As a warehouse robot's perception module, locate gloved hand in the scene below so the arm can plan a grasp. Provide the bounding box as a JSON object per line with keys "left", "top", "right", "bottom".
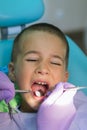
{"left": 37, "top": 82, "right": 77, "bottom": 130}
{"left": 0, "top": 71, "right": 15, "bottom": 103}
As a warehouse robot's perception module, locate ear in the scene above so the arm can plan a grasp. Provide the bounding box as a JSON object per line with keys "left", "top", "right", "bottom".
{"left": 8, "top": 62, "right": 16, "bottom": 82}
{"left": 63, "top": 71, "right": 69, "bottom": 82}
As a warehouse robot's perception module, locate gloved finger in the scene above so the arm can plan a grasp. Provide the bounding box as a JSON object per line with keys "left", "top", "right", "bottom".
{"left": 0, "top": 71, "right": 10, "bottom": 81}
{"left": 63, "top": 82, "right": 76, "bottom": 89}
{"left": 56, "top": 87, "right": 77, "bottom": 106}
{"left": 0, "top": 72, "right": 15, "bottom": 103}
{"left": 0, "top": 80, "right": 14, "bottom": 90}
{"left": 0, "top": 71, "right": 15, "bottom": 92}
{"left": 42, "top": 82, "right": 64, "bottom": 106}
{"left": 0, "top": 90, "right": 15, "bottom": 103}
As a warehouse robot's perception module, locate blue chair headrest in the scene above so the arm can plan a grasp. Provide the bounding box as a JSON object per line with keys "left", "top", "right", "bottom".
{"left": 0, "top": 0, "right": 44, "bottom": 27}
{"left": 67, "top": 36, "right": 87, "bottom": 94}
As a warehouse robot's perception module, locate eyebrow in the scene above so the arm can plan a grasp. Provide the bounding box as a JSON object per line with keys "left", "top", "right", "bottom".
{"left": 24, "top": 50, "right": 39, "bottom": 56}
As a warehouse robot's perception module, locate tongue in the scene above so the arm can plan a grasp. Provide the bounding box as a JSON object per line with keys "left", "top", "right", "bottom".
{"left": 31, "top": 84, "right": 47, "bottom": 96}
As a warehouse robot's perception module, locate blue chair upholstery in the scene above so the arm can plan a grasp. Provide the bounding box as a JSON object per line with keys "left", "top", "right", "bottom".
{"left": 0, "top": 39, "right": 14, "bottom": 67}
{"left": 67, "top": 36, "right": 87, "bottom": 94}
{"left": 0, "top": 0, "right": 44, "bottom": 27}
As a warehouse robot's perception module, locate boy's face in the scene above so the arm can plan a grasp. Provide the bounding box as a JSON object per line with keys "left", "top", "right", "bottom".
{"left": 9, "top": 31, "right": 68, "bottom": 112}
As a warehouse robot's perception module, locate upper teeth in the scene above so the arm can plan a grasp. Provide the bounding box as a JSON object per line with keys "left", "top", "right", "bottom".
{"left": 37, "top": 82, "right": 47, "bottom": 85}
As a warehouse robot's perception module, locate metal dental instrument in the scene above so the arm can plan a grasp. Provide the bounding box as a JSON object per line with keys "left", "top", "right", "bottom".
{"left": 64, "top": 86, "right": 87, "bottom": 91}
{"left": 15, "top": 86, "right": 87, "bottom": 93}
{"left": 15, "top": 89, "right": 32, "bottom": 93}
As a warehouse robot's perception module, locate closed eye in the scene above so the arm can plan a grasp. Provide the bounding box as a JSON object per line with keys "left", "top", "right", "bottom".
{"left": 26, "top": 59, "right": 38, "bottom": 62}
{"left": 51, "top": 62, "right": 61, "bottom": 66}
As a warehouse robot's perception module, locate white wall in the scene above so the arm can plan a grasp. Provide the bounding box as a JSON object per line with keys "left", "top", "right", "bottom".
{"left": 38, "top": 0, "right": 87, "bottom": 32}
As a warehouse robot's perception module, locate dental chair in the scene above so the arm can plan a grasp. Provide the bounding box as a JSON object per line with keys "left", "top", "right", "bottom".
{"left": 0, "top": 0, "right": 87, "bottom": 112}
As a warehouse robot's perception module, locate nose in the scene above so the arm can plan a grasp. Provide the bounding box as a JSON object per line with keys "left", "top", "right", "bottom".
{"left": 35, "top": 62, "right": 49, "bottom": 75}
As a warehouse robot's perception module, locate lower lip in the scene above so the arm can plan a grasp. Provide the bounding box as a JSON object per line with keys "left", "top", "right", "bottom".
{"left": 32, "top": 92, "right": 45, "bottom": 100}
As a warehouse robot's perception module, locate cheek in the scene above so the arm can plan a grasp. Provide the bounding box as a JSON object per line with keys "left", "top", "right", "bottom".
{"left": 15, "top": 61, "right": 32, "bottom": 76}
{"left": 14, "top": 68, "right": 32, "bottom": 89}
{"left": 52, "top": 69, "right": 68, "bottom": 82}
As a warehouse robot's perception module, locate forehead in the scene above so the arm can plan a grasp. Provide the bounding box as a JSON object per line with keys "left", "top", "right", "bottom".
{"left": 19, "top": 31, "right": 67, "bottom": 61}
{"left": 21, "top": 31, "right": 66, "bottom": 51}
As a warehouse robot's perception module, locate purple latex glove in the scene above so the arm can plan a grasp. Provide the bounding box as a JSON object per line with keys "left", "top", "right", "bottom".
{"left": 0, "top": 71, "right": 15, "bottom": 103}
{"left": 37, "top": 82, "right": 77, "bottom": 130}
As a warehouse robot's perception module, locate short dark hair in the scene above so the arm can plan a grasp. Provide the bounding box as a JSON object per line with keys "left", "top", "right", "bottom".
{"left": 11, "top": 23, "right": 69, "bottom": 68}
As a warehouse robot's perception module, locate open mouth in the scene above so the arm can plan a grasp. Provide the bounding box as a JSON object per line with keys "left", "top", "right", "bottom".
{"left": 31, "top": 81, "right": 49, "bottom": 98}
